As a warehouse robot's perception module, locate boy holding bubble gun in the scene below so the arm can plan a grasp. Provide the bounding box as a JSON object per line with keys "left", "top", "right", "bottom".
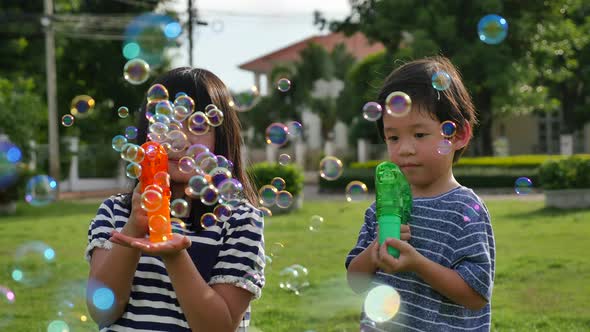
{"left": 140, "top": 141, "right": 172, "bottom": 243}
{"left": 345, "top": 56, "right": 496, "bottom": 331}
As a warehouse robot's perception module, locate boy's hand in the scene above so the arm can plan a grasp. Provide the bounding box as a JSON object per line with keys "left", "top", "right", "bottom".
{"left": 370, "top": 235, "right": 423, "bottom": 274}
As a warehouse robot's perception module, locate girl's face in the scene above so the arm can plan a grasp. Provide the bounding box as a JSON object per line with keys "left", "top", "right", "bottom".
{"left": 166, "top": 124, "right": 216, "bottom": 184}
{"left": 382, "top": 107, "right": 468, "bottom": 196}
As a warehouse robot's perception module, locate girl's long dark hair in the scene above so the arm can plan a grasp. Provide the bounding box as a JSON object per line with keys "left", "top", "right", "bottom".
{"left": 122, "top": 67, "right": 258, "bottom": 225}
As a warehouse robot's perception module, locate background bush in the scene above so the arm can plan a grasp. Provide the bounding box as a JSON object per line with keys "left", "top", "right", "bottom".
{"left": 538, "top": 156, "right": 590, "bottom": 189}
{"left": 248, "top": 162, "right": 304, "bottom": 197}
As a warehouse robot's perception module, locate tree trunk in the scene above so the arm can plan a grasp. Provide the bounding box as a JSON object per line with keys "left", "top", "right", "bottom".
{"left": 476, "top": 91, "right": 494, "bottom": 156}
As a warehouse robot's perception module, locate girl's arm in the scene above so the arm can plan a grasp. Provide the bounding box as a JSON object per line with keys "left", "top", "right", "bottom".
{"left": 162, "top": 250, "right": 252, "bottom": 332}
{"left": 86, "top": 223, "right": 143, "bottom": 327}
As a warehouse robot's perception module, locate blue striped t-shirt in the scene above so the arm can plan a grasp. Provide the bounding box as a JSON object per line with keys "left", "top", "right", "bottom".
{"left": 346, "top": 186, "right": 495, "bottom": 331}
{"left": 86, "top": 194, "right": 265, "bottom": 332}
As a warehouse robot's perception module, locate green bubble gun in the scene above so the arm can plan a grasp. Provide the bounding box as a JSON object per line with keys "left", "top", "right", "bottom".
{"left": 375, "top": 161, "right": 413, "bottom": 258}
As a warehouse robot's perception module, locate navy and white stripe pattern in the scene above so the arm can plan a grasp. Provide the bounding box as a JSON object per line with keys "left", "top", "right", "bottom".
{"left": 346, "top": 186, "right": 495, "bottom": 331}
{"left": 86, "top": 195, "right": 265, "bottom": 332}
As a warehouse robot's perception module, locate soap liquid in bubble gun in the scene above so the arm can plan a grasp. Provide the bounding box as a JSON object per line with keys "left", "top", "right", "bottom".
{"left": 375, "top": 161, "right": 413, "bottom": 258}
{"left": 140, "top": 141, "right": 172, "bottom": 243}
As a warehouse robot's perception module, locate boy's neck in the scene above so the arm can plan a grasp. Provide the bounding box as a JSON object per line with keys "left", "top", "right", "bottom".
{"left": 411, "top": 169, "right": 460, "bottom": 198}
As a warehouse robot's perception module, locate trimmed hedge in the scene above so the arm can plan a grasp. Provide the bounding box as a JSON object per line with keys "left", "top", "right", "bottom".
{"left": 321, "top": 155, "right": 590, "bottom": 192}
{"left": 538, "top": 156, "right": 590, "bottom": 189}
{"left": 247, "top": 162, "right": 304, "bottom": 197}
{"left": 350, "top": 154, "right": 590, "bottom": 170}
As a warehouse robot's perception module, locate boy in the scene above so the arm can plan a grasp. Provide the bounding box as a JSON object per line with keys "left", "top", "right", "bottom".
{"left": 346, "top": 56, "right": 495, "bottom": 331}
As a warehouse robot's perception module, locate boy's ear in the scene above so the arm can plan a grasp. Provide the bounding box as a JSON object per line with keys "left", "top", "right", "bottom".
{"left": 452, "top": 121, "right": 472, "bottom": 150}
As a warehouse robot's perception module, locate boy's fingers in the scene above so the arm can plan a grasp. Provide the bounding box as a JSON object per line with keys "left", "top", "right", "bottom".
{"left": 401, "top": 224, "right": 410, "bottom": 233}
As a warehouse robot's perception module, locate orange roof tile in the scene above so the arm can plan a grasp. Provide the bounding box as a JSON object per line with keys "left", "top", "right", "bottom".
{"left": 238, "top": 32, "right": 385, "bottom": 73}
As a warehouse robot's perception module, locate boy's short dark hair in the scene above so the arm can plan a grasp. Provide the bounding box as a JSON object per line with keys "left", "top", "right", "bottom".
{"left": 376, "top": 56, "right": 478, "bottom": 163}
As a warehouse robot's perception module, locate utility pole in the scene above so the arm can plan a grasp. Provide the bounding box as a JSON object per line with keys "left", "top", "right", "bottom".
{"left": 43, "top": 0, "right": 60, "bottom": 182}
{"left": 188, "top": 0, "right": 194, "bottom": 67}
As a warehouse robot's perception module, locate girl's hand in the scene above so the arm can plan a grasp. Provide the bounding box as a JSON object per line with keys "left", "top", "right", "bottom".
{"left": 124, "top": 182, "right": 149, "bottom": 238}
{"left": 109, "top": 231, "right": 191, "bottom": 258}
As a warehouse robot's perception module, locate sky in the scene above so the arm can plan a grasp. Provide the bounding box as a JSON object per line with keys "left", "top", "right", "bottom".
{"left": 167, "top": 0, "right": 350, "bottom": 92}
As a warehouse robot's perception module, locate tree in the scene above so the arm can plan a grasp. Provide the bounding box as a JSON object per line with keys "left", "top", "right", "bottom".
{"left": 318, "top": 0, "right": 559, "bottom": 155}
{"left": 240, "top": 43, "right": 356, "bottom": 145}
{"left": 0, "top": 0, "right": 177, "bottom": 176}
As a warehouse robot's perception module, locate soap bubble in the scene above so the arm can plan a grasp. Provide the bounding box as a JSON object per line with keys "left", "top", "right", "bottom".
{"left": 364, "top": 284, "right": 401, "bottom": 323}
{"left": 440, "top": 121, "right": 457, "bottom": 138}
{"left": 25, "top": 175, "right": 58, "bottom": 206}
{"left": 70, "top": 95, "right": 95, "bottom": 118}
{"left": 463, "top": 203, "right": 481, "bottom": 222}
{"left": 164, "top": 130, "right": 189, "bottom": 152}
{"left": 61, "top": 114, "right": 75, "bottom": 127}
{"left": 91, "top": 287, "right": 114, "bottom": 311}
{"left": 345, "top": 181, "right": 369, "bottom": 202}
{"left": 153, "top": 171, "right": 170, "bottom": 189}
{"left": 123, "top": 58, "right": 150, "bottom": 85}
{"left": 436, "top": 139, "right": 453, "bottom": 155}
{"left": 112, "top": 135, "right": 128, "bottom": 152}
{"left": 11, "top": 241, "right": 56, "bottom": 287}
{"left": 514, "top": 177, "right": 533, "bottom": 195}
{"left": 200, "top": 184, "right": 220, "bottom": 206}
{"left": 217, "top": 178, "right": 243, "bottom": 201}
{"left": 213, "top": 203, "right": 233, "bottom": 219}
{"left": 200, "top": 212, "right": 218, "bottom": 228}
{"left": 260, "top": 207, "right": 272, "bottom": 218}
{"left": 279, "top": 264, "right": 309, "bottom": 295}
{"left": 125, "top": 162, "right": 142, "bottom": 179}
{"left": 146, "top": 83, "right": 169, "bottom": 103}
{"left": 478, "top": 14, "right": 508, "bottom": 45}
{"left": 174, "top": 95, "right": 195, "bottom": 114}
{"left": 120, "top": 144, "right": 145, "bottom": 163}
{"left": 170, "top": 198, "right": 189, "bottom": 217}
{"left": 172, "top": 105, "right": 190, "bottom": 122}
{"left": 431, "top": 71, "right": 451, "bottom": 91}
{"left": 385, "top": 91, "right": 411, "bottom": 117}
{"left": 265, "top": 123, "right": 289, "bottom": 146}
{"left": 286, "top": 121, "right": 302, "bottom": 138}
{"left": 362, "top": 102, "right": 382, "bottom": 121}
{"left": 278, "top": 153, "right": 291, "bottom": 165}
{"left": 319, "top": 156, "right": 343, "bottom": 181}
{"left": 125, "top": 126, "right": 138, "bottom": 139}
{"left": 271, "top": 177, "right": 286, "bottom": 191}
{"left": 276, "top": 190, "right": 293, "bottom": 209}
{"left": 141, "top": 189, "right": 162, "bottom": 212}
{"left": 0, "top": 285, "right": 15, "bottom": 328}
{"left": 187, "top": 111, "right": 210, "bottom": 136}
{"left": 259, "top": 185, "right": 278, "bottom": 207}
{"left": 117, "top": 106, "right": 129, "bottom": 118}
{"left": 155, "top": 100, "right": 174, "bottom": 117}
{"left": 178, "top": 156, "right": 196, "bottom": 174}
{"left": 206, "top": 108, "right": 224, "bottom": 127}
{"left": 47, "top": 320, "right": 70, "bottom": 332}
{"left": 276, "top": 78, "right": 291, "bottom": 92}
{"left": 231, "top": 85, "right": 260, "bottom": 112}
{"left": 309, "top": 215, "right": 324, "bottom": 232}
{"left": 186, "top": 144, "right": 210, "bottom": 159}
{"left": 188, "top": 175, "right": 209, "bottom": 197}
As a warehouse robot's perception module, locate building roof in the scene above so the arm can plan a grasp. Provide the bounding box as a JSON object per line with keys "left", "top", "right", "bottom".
{"left": 238, "top": 32, "right": 385, "bottom": 74}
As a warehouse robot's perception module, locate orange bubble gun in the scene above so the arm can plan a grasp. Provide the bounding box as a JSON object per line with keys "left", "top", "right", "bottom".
{"left": 140, "top": 141, "right": 172, "bottom": 242}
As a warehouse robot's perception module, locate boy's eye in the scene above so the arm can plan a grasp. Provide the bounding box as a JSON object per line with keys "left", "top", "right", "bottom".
{"left": 387, "top": 136, "right": 398, "bottom": 142}
{"left": 415, "top": 133, "right": 427, "bottom": 138}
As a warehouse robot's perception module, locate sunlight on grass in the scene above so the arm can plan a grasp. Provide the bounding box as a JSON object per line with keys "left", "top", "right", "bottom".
{"left": 0, "top": 198, "right": 589, "bottom": 331}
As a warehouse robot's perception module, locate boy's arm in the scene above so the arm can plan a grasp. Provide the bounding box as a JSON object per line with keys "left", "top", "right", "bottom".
{"left": 346, "top": 239, "right": 378, "bottom": 294}
{"left": 414, "top": 255, "right": 487, "bottom": 310}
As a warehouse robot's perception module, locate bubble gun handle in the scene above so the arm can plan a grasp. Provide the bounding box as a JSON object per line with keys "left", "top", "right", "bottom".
{"left": 140, "top": 141, "right": 172, "bottom": 243}
{"left": 375, "top": 161, "right": 412, "bottom": 258}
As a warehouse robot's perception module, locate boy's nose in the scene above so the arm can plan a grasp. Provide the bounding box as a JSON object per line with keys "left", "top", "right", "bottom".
{"left": 398, "top": 139, "right": 415, "bottom": 156}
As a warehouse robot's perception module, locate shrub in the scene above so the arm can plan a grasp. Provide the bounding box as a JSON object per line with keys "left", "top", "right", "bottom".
{"left": 538, "top": 156, "right": 590, "bottom": 190}
{"left": 247, "top": 162, "right": 304, "bottom": 197}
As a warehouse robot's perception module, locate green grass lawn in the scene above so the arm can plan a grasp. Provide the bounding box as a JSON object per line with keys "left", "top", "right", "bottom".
{"left": 0, "top": 198, "right": 589, "bottom": 331}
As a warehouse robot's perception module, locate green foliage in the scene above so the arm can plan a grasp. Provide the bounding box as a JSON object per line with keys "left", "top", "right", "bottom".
{"left": 320, "top": 0, "right": 590, "bottom": 154}
{"left": 538, "top": 156, "right": 590, "bottom": 189}
{"left": 247, "top": 162, "right": 304, "bottom": 197}
{"left": 0, "top": 78, "right": 45, "bottom": 159}
{"left": 240, "top": 42, "right": 357, "bottom": 144}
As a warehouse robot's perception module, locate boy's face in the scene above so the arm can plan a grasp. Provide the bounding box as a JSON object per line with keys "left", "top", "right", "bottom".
{"left": 383, "top": 108, "right": 467, "bottom": 194}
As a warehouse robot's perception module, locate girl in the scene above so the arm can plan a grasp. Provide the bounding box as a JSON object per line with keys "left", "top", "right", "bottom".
{"left": 85, "top": 67, "right": 265, "bottom": 332}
